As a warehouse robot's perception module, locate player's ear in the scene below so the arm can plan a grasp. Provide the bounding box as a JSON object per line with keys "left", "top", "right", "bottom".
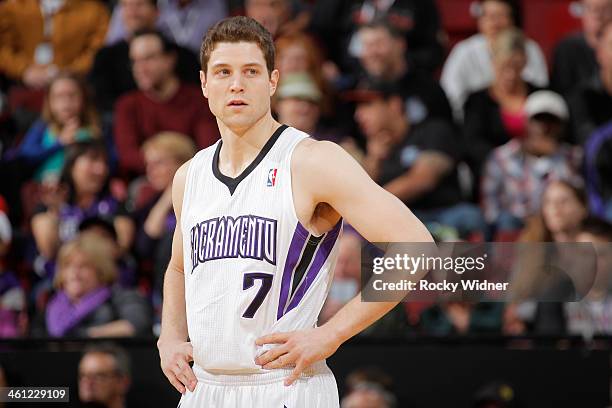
{"left": 269, "top": 69, "right": 280, "bottom": 96}
{"left": 200, "top": 70, "right": 208, "bottom": 98}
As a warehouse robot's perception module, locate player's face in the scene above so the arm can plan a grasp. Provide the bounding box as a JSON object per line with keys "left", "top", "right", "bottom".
{"left": 79, "top": 353, "right": 124, "bottom": 404}
{"left": 202, "top": 42, "right": 279, "bottom": 132}
{"left": 61, "top": 251, "right": 102, "bottom": 301}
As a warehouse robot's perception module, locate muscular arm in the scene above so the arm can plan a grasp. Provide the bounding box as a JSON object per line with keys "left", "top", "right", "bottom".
{"left": 257, "top": 140, "right": 434, "bottom": 383}
{"left": 157, "top": 161, "right": 197, "bottom": 394}
{"left": 303, "top": 140, "right": 433, "bottom": 337}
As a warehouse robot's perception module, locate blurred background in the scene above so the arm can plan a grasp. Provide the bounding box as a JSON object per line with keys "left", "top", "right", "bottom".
{"left": 0, "top": 0, "right": 611, "bottom": 407}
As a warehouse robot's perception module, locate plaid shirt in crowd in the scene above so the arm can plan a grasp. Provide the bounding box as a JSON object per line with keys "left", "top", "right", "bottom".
{"left": 481, "top": 139, "right": 583, "bottom": 223}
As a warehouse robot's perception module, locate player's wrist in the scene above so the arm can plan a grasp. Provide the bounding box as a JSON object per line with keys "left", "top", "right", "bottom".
{"left": 319, "top": 323, "right": 347, "bottom": 350}
{"left": 157, "top": 336, "right": 186, "bottom": 349}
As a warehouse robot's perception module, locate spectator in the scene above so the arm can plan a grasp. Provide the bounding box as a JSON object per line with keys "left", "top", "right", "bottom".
{"left": 90, "top": 0, "right": 201, "bottom": 113}
{"left": 441, "top": 0, "right": 548, "bottom": 120}
{"left": 521, "top": 180, "right": 589, "bottom": 243}
{"left": 132, "top": 132, "right": 195, "bottom": 299}
{"left": 552, "top": 0, "right": 612, "bottom": 95}
{"left": 113, "top": 30, "right": 218, "bottom": 177}
{"left": 274, "top": 72, "right": 345, "bottom": 143}
{"left": 585, "top": 120, "right": 612, "bottom": 221}
{"left": 515, "top": 180, "right": 590, "bottom": 333}
{"left": 482, "top": 91, "right": 582, "bottom": 235}
{"left": 43, "top": 233, "right": 151, "bottom": 337}
{"left": 352, "top": 81, "right": 486, "bottom": 239}
{"left": 106, "top": 0, "right": 227, "bottom": 54}
{"left": 567, "top": 217, "right": 612, "bottom": 337}
{"left": 31, "top": 140, "right": 134, "bottom": 263}
{"left": 78, "top": 344, "right": 132, "bottom": 408}
{"left": 341, "top": 382, "right": 397, "bottom": 408}
{"left": 245, "top": 0, "right": 308, "bottom": 39}
{"left": 420, "top": 302, "right": 504, "bottom": 335}
{"left": 275, "top": 33, "right": 333, "bottom": 110}
{"left": 344, "top": 366, "right": 394, "bottom": 395}
{"left": 0, "top": 0, "right": 109, "bottom": 88}
{"left": 310, "top": 0, "right": 445, "bottom": 74}
{"left": 16, "top": 73, "right": 102, "bottom": 185}
{"left": 568, "top": 21, "right": 612, "bottom": 145}
{"left": 0, "top": 198, "right": 26, "bottom": 338}
{"left": 463, "top": 28, "right": 538, "bottom": 198}
{"left": 355, "top": 18, "right": 452, "bottom": 125}
{"left": 79, "top": 216, "right": 138, "bottom": 288}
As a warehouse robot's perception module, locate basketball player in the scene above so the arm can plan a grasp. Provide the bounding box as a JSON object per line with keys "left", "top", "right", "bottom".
{"left": 157, "top": 16, "right": 433, "bottom": 407}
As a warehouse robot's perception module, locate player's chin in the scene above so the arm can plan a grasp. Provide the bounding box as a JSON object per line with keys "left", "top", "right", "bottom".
{"left": 222, "top": 113, "right": 257, "bottom": 128}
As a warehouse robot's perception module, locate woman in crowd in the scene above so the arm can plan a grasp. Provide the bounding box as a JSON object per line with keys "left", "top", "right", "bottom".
{"left": 275, "top": 32, "right": 333, "bottom": 115}
{"left": 508, "top": 180, "right": 590, "bottom": 334}
{"left": 31, "top": 140, "right": 133, "bottom": 264}
{"left": 17, "top": 73, "right": 102, "bottom": 184}
{"left": 41, "top": 233, "right": 150, "bottom": 338}
{"left": 441, "top": 0, "right": 548, "bottom": 120}
{"left": 463, "top": 28, "right": 539, "bottom": 198}
{"left": 132, "top": 132, "right": 195, "bottom": 299}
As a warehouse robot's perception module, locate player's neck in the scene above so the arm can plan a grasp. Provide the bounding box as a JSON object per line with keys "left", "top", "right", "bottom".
{"left": 217, "top": 114, "right": 281, "bottom": 178}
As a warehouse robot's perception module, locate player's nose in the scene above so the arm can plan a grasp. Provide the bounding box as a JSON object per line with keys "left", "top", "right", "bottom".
{"left": 229, "top": 73, "right": 245, "bottom": 93}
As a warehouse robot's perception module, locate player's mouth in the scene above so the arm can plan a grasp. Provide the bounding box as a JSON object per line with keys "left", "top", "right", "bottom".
{"left": 227, "top": 99, "right": 248, "bottom": 107}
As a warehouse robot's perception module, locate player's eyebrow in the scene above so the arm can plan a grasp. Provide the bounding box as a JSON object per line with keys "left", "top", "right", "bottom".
{"left": 209, "top": 62, "right": 264, "bottom": 69}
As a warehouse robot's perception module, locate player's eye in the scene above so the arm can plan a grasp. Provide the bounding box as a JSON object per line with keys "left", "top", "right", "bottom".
{"left": 246, "top": 68, "right": 259, "bottom": 76}
{"left": 216, "top": 68, "right": 230, "bottom": 76}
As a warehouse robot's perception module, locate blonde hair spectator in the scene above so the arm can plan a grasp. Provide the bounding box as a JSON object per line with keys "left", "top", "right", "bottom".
{"left": 142, "top": 132, "right": 196, "bottom": 164}
{"left": 491, "top": 28, "right": 526, "bottom": 60}
{"left": 54, "top": 233, "right": 117, "bottom": 290}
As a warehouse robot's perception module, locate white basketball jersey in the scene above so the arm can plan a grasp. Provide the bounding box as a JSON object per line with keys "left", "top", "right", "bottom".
{"left": 181, "top": 125, "right": 342, "bottom": 373}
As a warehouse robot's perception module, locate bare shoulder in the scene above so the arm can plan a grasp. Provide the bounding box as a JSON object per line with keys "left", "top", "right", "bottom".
{"left": 172, "top": 159, "right": 191, "bottom": 219}
{"left": 291, "top": 138, "right": 376, "bottom": 213}
{"left": 292, "top": 139, "right": 356, "bottom": 177}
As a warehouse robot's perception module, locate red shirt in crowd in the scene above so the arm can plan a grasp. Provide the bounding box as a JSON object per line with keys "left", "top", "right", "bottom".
{"left": 113, "top": 82, "right": 219, "bottom": 175}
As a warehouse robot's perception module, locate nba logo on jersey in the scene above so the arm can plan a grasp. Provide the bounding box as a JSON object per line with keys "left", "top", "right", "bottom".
{"left": 267, "top": 168, "right": 278, "bottom": 187}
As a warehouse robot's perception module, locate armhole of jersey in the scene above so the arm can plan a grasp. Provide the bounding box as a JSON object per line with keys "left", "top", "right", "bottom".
{"left": 286, "top": 136, "right": 317, "bottom": 239}
{"left": 180, "top": 152, "right": 198, "bottom": 233}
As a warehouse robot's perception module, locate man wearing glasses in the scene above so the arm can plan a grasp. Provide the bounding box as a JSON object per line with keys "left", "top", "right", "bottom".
{"left": 78, "top": 344, "right": 131, "bottom": 408}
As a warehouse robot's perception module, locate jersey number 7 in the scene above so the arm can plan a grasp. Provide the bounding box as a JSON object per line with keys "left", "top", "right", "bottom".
{"left": 242, "top": 272, "right": 273, "bottom": 318}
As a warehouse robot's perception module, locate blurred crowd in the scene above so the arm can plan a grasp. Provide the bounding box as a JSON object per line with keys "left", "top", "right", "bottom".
{"left": 0, "top": 0, "right": 611, "bottom": 341}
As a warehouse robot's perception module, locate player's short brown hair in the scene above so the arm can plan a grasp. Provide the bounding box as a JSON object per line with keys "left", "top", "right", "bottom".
{"left": 200, "top": 16, "right": 275, "bottom": 76}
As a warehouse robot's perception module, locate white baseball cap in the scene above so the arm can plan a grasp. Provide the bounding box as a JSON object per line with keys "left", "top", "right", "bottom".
{"left": 524, "top": 90, "right": 569, "bottom": 120}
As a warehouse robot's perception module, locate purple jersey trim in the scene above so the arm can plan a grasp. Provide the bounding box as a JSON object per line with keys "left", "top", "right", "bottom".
{"left": 276, "top": 222, "right": 310, "bottom": 320}
{"left": 284, "top": 220, "right": 342, "bottom": 315}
